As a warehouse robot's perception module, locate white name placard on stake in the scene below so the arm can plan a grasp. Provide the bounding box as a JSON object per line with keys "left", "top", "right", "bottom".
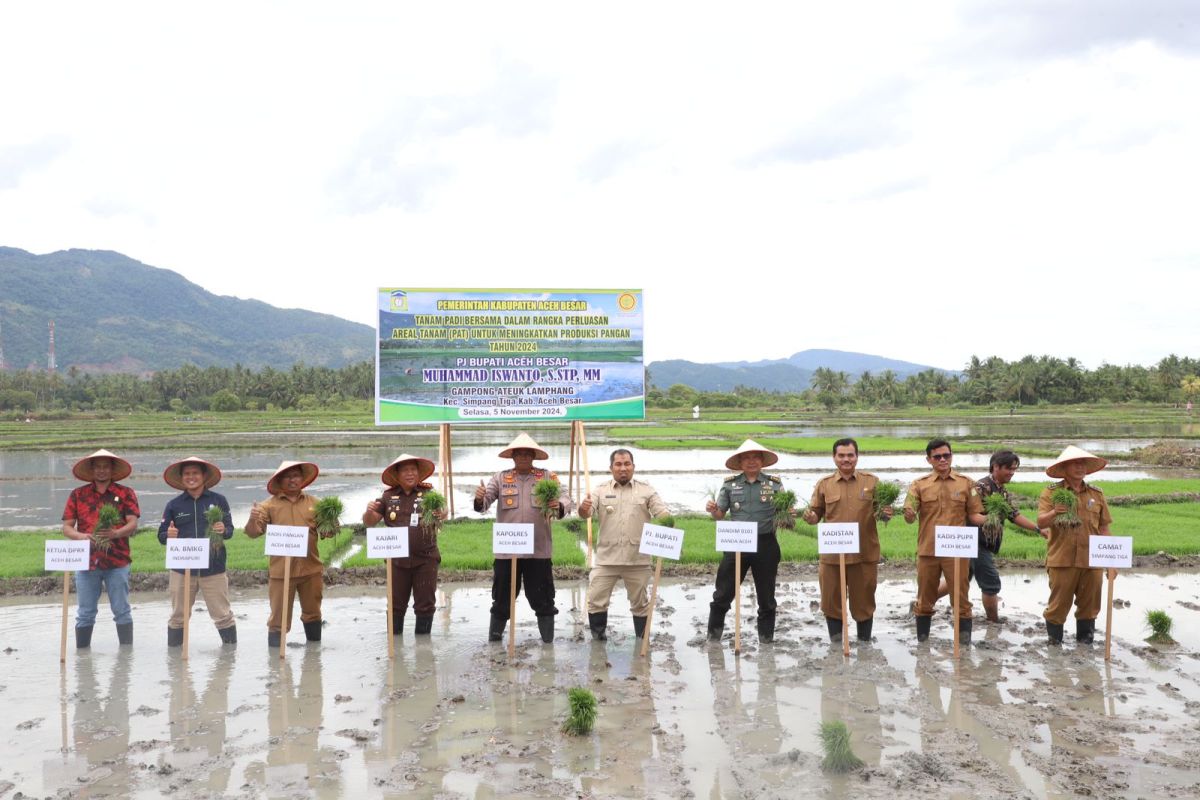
{"left": 368, "top": 527, "right": 411, "bottom": 559}
{"left": 716, "top": 521, "right": 757, "bottom": 552}
{"left": 639, "top": 523, "right": 683, "bottom": 560}
{"left": 934, "top": 526, "right": 979, "bottom": 558}
{"left": 265, "top": 524, "right": 310, "bottom": 557}
{"left": 45, "top": 540, "right": 90, "bottom": 571}
{"left": 492, "top": 523, "right": 535, "bottom": 555}
{"left": 1089, "top": 536, "right": 1133, "bottom": 568}
{"left": 166, "top": 539, "right": 211, "bottom": 570}
{"left": 818, "top": 522, "right": 861, "bottom": 555}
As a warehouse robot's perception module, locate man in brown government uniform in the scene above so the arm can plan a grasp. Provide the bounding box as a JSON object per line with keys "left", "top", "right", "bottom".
{"left": 903, "top": 439, "right": 986, "bottom": 644}
{"left": 578, "top": 448, "right": 670, "bottom": 641}
{"left": 803, "top": 438, "right": 892, "bottom": 642}
{"left": 1036, "top": 445, "right": 1116, "bottom": 645}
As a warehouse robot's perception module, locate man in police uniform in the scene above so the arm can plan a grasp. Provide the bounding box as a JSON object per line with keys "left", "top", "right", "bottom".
{"left": 474, "top": 432, "right": 573, "bottom": 644}
{"left": 803, "top": 438, "right": 891, "bottom": 642}
{"left": 705, "top": 440, "right": 786, "bottom": 643}
{"left": 903, "top": 439, "right": 986, "bottom": 644}
{"left": 1036, "top": 445, "right": 1116, "bottom": 645}
{"left": 579, "top": 448, "right": 670, "bottom": 640}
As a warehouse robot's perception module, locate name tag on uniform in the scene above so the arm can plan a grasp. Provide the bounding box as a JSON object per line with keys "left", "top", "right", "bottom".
{"left": 410, "top": 513, "right": 419, "bottom": 527}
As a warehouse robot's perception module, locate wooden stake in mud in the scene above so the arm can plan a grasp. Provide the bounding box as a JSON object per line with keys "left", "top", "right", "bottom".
{"left": 640, "top": 557, "right": 664, "bottom": 657}
{"left": 1105, "top": 569, "right": 1116, "bottom": 662}
{"left": 182, "top": 567, "right": 192, "bottom": 660}
{"left": 59, "top": 572, "right": 69, "bottom": 664}
{"left": 438, "top": 424, "right": 449, "bottom": 503}
{"left": 734, "top": 551, "right": 743, "bottom": 655}
{"left": 386, "top": 556, "right": 395, "bottom": 660}
{"left": 443, "top": 423, "right": 456, "bottom": 518}
{"left": 508, "top": 557, "right": 518, "bottom": 659}
{"left": 578, "top": 422, "right": 594, "bottom": 569}
{"left": 840, "top": 553, "right": 850, "bottom": 657}
{"left": 952, "top": 556, "right": 961, "bottom": 658}
{"left": 279, "top": 555, "right": 292, "bottom": 660}
{"left": 568, "top": 421, "right": 577, "bottom": 502}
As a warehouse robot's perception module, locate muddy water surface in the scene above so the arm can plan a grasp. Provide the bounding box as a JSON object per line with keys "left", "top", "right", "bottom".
{"left": 2, "top": 570, "right": 1200, "bottom": 798}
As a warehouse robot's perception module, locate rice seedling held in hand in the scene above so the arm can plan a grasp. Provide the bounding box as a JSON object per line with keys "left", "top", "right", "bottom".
{"left": 205, "top": 505, "right": 226, "bottom": 551}
{"left": 655, "top": 514, "right": 676, "bottom": 529}
{"left": 981, "top": 492, "right": 1011, "bottom": 547}
{"left": 772, "top": 489, "right": 798, "bottom": 530}
{"left": 93, "top": 503, "right": 122, "bottom": 553}
{"left": 313, "top": 496, "right": 344, "bottom": 539}
{"left": 1050, "top": 488, "right": 1081, "bottom": 527}
{"left": 818, "top": 720, "right": 865, "bottom": 773}
{"left": 419, "top": 490, "right": 446, "bottom": 533}
{"left": 872, "top": 481, "right": 902, "bottom": 524}
{"left": 1145, "top": 609, "right": 1175, "bottom": 644}
{"left": 561, "top": 687, "right": 598, "bottom": 735}
{"left": 533, "top": 478, "right": 562, "bottom": 525}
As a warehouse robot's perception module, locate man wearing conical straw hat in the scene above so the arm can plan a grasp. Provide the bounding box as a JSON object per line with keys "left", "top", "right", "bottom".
{"left": 244, "top": 461, "right": 326, "bottom": 647}
{"left": 61, "top": 449, "right": 141, "bottom": 648}
{"left": 363, "top": 454, "right": 443, "bottom": 635}
{"left": 474, "top": 433, "right": 573, "bottom": 644}
{"left": 1036, "top": 445, "right": 1115, "bottom": 645}
{"left": 704, "top": 439, "right": 787, "bottom": 643}
{"left": 158, "top": 457, "right": 237, "bottom": 646}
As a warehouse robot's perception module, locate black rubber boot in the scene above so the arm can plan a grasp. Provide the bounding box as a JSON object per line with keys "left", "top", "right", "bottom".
{"left": 167, "top": 627, "right": 184, "bottom": 647}
{"left": 1076, "top": 618, "right": 1095, "bottom": 644}
{"left": 707, "top": 608, "right": 725, "bottom": 641}
{"left": 303, "top": 620, "right": 322, "bottom": 642}
{"left": 537, "top": 615, "right": 555, "bottom": 643}
{"left": 218, "top": 625, "right": 237, "bottom": 645}
{"left": 76, "top": 625, "right": 94, "bottom": 649}
{"left": 757, "top": 612, "right": 775, "bottom": 643}
{"left": 116, "top": 622, "right": 133, "bottom": 645}
{"left": 391, "top": 615, "right": 405, "bottom": 635}
{"left": 414, "top": 616, "right": 433, "bottom": 635}
{"left": 588, "top": 612, "right": 608, "bottom": 641}
{"left": 856, "top": 618, "right": 874, "bottom": 642}
{"left": 1046, "top": 620, "right": 1064, "bottom": 644}
{"left": 488, "top": 615, "right": 506, "bottom": 642}
{"left": 958, "top": 616, "right": 973, "bottom": 646}
{"left": 826, "top": 616, "right": 844, "bottom": 642}
{"left": 268, "top": 631, "right": 281, "bottom": 648}
{"left": 633, "top": 615, "right": 647, "bottom": 639}
{"left": 916, "top": 615, "right": 932, "bottom": 642}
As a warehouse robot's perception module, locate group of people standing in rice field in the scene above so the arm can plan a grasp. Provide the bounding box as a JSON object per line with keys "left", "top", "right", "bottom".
{"left": 59, "top": 434, "right": 1117, "bottom": 652}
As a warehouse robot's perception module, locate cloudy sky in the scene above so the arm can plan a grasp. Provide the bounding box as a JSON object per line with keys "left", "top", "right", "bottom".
{"left": 2, "top": 2, "right": 1197, "bottom": 371}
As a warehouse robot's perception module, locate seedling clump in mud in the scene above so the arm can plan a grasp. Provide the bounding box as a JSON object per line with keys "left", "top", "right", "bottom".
{"left": 562, "top": 687, "right": 597, "bottom": 736}
{"left": 819, "top": 720, "right": 864, "bottom": 773}
{"left": 1145, "top": 609, "right": 1176, "bottom": 644}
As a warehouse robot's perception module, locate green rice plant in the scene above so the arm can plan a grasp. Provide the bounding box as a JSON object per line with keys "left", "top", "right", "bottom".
{"left": 93, "top": 504, "right": 121, "bottom": 553}
{"left": 1145, "top": 609, "right": 1175, "bottom": 643}
{"left": 561, "top": 687, "right": 598, "bottom": 736}
{"left": 818, "top": 720, "right": 864, "bottom": 773}
{"left": 705, "top": 485, "right": 721, "bottom": 504}
{"left": 313, "top": 496, "right": 344, "bottom": 539}
{"left": 1050, "top": 488, "right": 1081, "bottom": 527}
{"left": 533, "top": 478, "right": 562, "bottom": 525}
{"left": 204, "top": 505, "right": 226, "bottom": 551}
{"left": 872, "top": 481, "right": 902, "bottom": 524}
{"left": 563, "top": 517, "right": 584, "bottom": 533}
{"left": 656, "top": 514, "right": 676, "bottom": 529}
{"left": 772, "top": 489, "right": 798, "bottom": 530}
{"left": 419, "top": 490, "right": 446, "bottom": 533}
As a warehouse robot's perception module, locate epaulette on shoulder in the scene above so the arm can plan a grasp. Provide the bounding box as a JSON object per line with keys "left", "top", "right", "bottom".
{"left": 418, "top": 482, "right": 433, "bottom": 490}
{"left": 1088, "top": 482, "right": 1103, "bottom": 494}
{"left": 858, "top": 470, "right": 877, "bottom": 480}
{"left": 724, "top": 474, "right": 739, "bottom": 483}
{"left": 764, "top": 473, "right": 782, "bottom": 484}
{"left": 548, "top": 471, "right": 558, "bottom": 481}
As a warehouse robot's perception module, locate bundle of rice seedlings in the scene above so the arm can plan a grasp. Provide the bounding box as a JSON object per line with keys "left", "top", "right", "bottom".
{"left": 564, "top": 517, "right": 584, "bottom": 534}
{"left": 561, "top": 687, "right": 598, "bottom": 736}
{"left": 313, "top": 496, "right": 344, "bottom": 539}
{"left": 656, "top": 514, "right": 676, "bottom": 529}
{"left": 1050, "top": 488, "right": 1081, "bottom": 527}
{"left": 533, "top": 478, "right": 562, "bottom": 524}
{"left": 819, "top": 720, "right": 864, "bottom": 773}
{"left": 419, "top": 490, "right": 446, "bottom": 533}
{"left": 873, "top": 481, "right": 902, "bottom": 524}
{"left": 772, "top": 490, "right": 798, "bottom": 530}
{"left": 93, "top": 504, "right": 121, "bottom": 553}
{"left": 1145, "top": 609, "right": 1175, "bottom": 644}
{"left": 981, "top": 492, "right": 1011, "bottom": 546}
{"left": 205, "top": 505, "right": 226, "bottom": 551}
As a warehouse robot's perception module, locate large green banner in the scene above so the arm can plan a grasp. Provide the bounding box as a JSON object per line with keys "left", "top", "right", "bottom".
{"left": 376, "top": 288, "right": 645, "bottom": 424}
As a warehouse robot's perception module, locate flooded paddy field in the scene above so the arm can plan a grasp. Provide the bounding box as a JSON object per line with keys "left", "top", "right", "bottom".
{"left": 2, "top": 570, "right": 1199, "bottom": 799}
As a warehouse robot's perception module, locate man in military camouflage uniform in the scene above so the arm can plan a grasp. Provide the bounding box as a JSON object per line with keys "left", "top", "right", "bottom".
{"left": 705, "top": 440, "right": 786, "bottom": 643}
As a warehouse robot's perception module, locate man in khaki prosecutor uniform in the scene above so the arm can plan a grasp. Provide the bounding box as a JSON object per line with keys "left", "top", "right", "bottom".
{"left": 903, "top": 439, "right": 986, "bottom": 643}
{"left": 803, "top": 438, "right": 891, "bottom": 642}
{"left": 1036, "top": 446, "right": 1116, "bottom": 645}
{"left": 579, "top": 448, "right": 670, "bottom": 641}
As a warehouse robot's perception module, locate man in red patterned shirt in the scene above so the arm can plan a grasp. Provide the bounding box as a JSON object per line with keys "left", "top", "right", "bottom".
{"left": 62, "top": 449, "right": 141, "bottom": 648}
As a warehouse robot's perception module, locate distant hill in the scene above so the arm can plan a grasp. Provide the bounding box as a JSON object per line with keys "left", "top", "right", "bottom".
{"left": 649, "top": 349, "right": 954, "bottom": 391}
{"left": 0, "top": 247, "right": 372, "bottom": 372}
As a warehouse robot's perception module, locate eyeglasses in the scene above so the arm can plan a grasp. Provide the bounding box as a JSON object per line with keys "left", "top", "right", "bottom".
{"left": 930, "top": 453, "right": 952, "bottom": 461}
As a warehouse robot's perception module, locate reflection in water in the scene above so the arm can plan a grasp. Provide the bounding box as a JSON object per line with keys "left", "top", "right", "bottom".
{"left": 167, "top": 651, "right": 235, "bottom": 794}
{"left": 72, "top": 650, "right": 134, "bottom": 797}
